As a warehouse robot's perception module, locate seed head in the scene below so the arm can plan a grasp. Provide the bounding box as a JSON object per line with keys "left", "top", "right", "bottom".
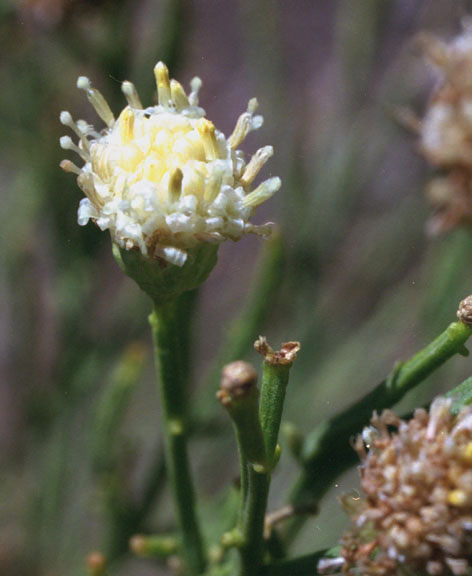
{"left": 327, "top": 398, "right": 472, "bottom": 575}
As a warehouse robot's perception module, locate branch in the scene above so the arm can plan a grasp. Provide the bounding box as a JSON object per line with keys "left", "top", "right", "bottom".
{"left": 285, "top": 311, "right": 472, "bottom": 543}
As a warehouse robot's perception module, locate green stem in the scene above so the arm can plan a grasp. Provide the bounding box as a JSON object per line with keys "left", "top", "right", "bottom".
{"left": 218, "top": 369, "right": 269, "bottom": 576}
{"left": 239, "top": 352, "right": 298, "bottom": 574}
{"left": 285, "top": 320, "right": 472, "bottom": 543}
{"left": 260, "top": 362, "right": 291, "bottom": 466}
{"left": 240, "top": 467, "right": 270, "bottom": 576}
{"left": 149, "top": 297, "right": 206, "bottom": 575}
{"left": 235, "top": 426, "right": 249, "bottom": 527}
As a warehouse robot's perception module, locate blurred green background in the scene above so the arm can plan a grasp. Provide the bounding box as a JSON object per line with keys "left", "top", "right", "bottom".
{"left": 2, "top": 1, "right": 472, "bottom": 575}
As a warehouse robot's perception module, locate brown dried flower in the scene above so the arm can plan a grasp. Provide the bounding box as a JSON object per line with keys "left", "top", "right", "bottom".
{"left": 325, "top": 398, "right": 472, "bottom": 576}
{"left": 254, "top": 336, "right": 301, "bottom": 365}
{"left": 416, "top": 25, "right": 472, "bottom": 235}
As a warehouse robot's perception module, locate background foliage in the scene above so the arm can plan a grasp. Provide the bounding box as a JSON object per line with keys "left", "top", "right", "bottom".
{"left": 2, "top": 1, "right": 472, "bottom": 574}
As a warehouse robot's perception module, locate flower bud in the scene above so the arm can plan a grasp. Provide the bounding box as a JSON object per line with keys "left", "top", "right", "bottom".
{"left": 458, "top": 294, "right": 472, "bottom": 326}
{"left": 217, "top": 361, "right": 267, "bottom": 470}
{"left": 220, "top": 360, "right": 258, "bottom": 399}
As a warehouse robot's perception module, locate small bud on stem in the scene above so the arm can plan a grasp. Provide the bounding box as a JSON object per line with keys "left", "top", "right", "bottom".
{"left": 219, "top": 361, "right": 258, "bottom": 400}
{"left": 457, "top": 295, "right": 472, "bottom": 326}
{"left": 217, "top": 361, "right": 267, "bottom": 470}
{"left": 86, "top": 552, "right": 107, "bottom": 576}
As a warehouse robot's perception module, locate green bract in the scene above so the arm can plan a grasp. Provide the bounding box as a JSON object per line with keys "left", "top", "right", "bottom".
{"left": 113, "top": 243, "right": 218, "bottom": 305}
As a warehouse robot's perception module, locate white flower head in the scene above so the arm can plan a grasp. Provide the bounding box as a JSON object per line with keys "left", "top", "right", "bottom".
{"left": 60, "top": 62, "right": 280, "bottom": 267}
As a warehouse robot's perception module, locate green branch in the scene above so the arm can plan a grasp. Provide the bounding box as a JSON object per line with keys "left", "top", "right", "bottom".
{"left": 239, "top": 342, "right": 299, "bottom": 575}
{"left": 150, "top": 297, "right": 207, "bottom": 575}
{"left": 260, "top": 361, "right": 292, "bottom": 467}
{"left": 218, "top": 360, "right": 267, "bottom": 575}
{"left": 240, "top": 467, "right": 270, "bottom": 576}
{"left": 218, "top": 340, "right": 299, "bottom": 576}
{"left": 285, "top": 319, "right": 472, "bottom": 542}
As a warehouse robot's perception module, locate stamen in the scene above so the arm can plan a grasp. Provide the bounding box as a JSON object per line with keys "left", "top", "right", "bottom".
{"left": 229, "top": 99, "right": 262, "bottom": 149}
{"left": 77, "top": 76, "right": 115, "bottom": 127}
{"left": 59, "top": 110, "right": 74, "bottom": 128}
{"left": 154, "top": 62, "right": 171, "bottom": 107}
{"left": 170, "top": 79, "right": 190, "bottom": 110}
{"left": 229, "top": 113, "right": 250, "bottom": 149}
{"left": 119, "top": 107, "right": 135, "bottom": 144}
{"left": 168, "top": 168, "right": 183, "bottom": 203}
{"left": 60, "top": 110, "right": 90, "bottom": 151}
{"left": 121, "top": 81, "right": 143, "bottom": 109}
{"left": 241, "top": 177, "right": 281, "bottom": 208}
{"left": 59, "top": 135, "right": 89, "bottom": 161}
{"left": 189, "top": 77, "right": 202, "bottom": 106}
{"left": 241, "top": 145, "right": 274, "bottom": 186}
{"left": 60, "top": 159, "right": 81, "bottom": 175}
{"left": 196, "top": 118, "right": 219, "bottom": 160}
{"left": 247, "top": 98, "right": 258, "bottom": 115}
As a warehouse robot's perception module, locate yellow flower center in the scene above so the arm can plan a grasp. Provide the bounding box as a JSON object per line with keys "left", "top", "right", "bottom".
{"left": 91, "top": 107, "right": 223, "bottom": 206}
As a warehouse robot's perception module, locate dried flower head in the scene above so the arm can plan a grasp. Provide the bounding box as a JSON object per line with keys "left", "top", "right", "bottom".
{"left": 325, "top": 398, "right": 472, "bottom": 576}
{"left": 416, "top": 24, "right": 472, "bottom": 235}
{"left": 60, "top": 62, "right": 280, "bottom": 267}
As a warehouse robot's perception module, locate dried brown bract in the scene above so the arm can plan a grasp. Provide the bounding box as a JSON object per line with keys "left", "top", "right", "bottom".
{"left": 254, "top": 336, "right": 301, "bottom": 365}
{"left": 328, "top": 398, "right": 472, "bottom": 575}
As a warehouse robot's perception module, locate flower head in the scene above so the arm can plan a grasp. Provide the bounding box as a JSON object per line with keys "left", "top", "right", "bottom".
{"left": 60, "top": 62, "right": 280, "bottom": 267}
{"left": 326, "top": 398, "right": 472, "bottom": 576}
{"left": 415, "top": 25, "right": 472, "bottom": 235}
